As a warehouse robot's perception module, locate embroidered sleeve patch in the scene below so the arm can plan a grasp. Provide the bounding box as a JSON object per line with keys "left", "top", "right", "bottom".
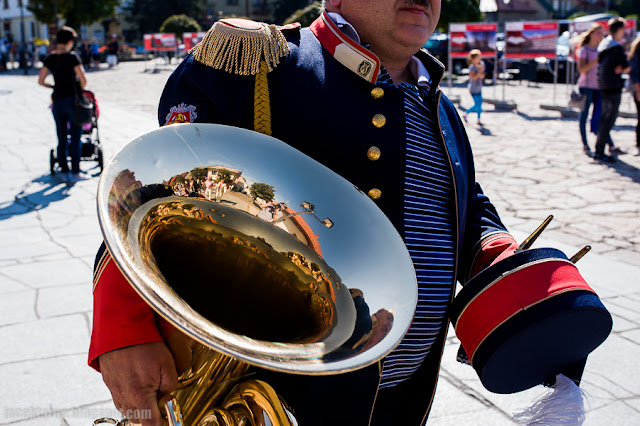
{"left": 165, "top": 103, "right": 198, "bottom": 125}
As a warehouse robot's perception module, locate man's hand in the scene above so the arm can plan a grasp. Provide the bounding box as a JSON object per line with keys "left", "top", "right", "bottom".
{"left": 99, "top": 342, "right": 179, "bottom": 425}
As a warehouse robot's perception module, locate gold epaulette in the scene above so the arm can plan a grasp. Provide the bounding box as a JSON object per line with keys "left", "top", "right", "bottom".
{"left": 191, "top": 19, "right": 294, "bottom": 76}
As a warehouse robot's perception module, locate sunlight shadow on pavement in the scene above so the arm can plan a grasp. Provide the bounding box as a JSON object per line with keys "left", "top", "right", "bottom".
{"left": 0, "top": 174, "right": 81, "bottom": 220}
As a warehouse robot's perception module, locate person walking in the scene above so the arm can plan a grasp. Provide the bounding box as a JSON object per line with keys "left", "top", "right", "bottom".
{"left": 204, "top": 176, "right": 214, "bottom": 200}
{"left": 628, "top": 34, "right": 640, "bottom": 156}
{"left": 106, "top": 34, "right": 119, "bottom": 68}
{"left": 38, "top": 26, "right": 88, "bottom": 182}
{"left": 0, "top": 39, "right": 7, "bottom": 72}
{"left": 462, "top": 49, "right": 485, "bottom": 126}
{"left": 575, "top": 24, "right": 604, "bottom": 156}
{"left": 594, "top": 17, "right": 630, "bottom": 163}
{"left": 90, "top": 39, "right": 101, "bottom": 69}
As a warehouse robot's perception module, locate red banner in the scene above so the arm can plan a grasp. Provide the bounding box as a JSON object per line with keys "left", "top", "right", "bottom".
{"left": 143, "top": 33, "right": 177, "bottom": 52}
{"left": 449, "top": 22, "right": 498, "bottom": 58}
{"left": 505, "top": 21, "right": 559, "bottom": 59}
{"left": 182, "top": 32, "right": 207, "bottom": 52}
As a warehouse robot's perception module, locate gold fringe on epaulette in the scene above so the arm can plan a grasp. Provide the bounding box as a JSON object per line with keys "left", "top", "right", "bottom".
{"left": 191, "top": 21, "right": 290, "bottom": 76}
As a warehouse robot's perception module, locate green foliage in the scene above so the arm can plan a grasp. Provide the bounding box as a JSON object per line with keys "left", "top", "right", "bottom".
{"left": 614, "top": 0, "right": 639, "bottom": 22}
{"left": 273, "top": 0, "right": 311, "bottom": 25}
{"left": 284, "top": 2, "right": 322, "bottom": 27}
{"left": 568, "top": 11, "right": 588, "bottom": 20}
{"left": 438, "top": 0, "right": 483, "bottom": 32}
{"left": 27, "top": 0, "right": 119, "bottom": 30}
{"left": 216, "top": 170, "right": 234, "bottom": 184}
{"left": 123, "top": 0, "right": 204, "bottom": 36}
{"left": 250, "top": 183, "right": 276, "bottom": 202}
{"left": 160, "top": 14, "right": 201, "bottom": 39}
{"left": 190, "top": 167, "right": 208, "bottom": 181}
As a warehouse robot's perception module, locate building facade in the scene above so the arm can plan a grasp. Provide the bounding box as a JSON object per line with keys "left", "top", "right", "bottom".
{"left": 207, "top": 0, "right": 278, "bottom": 23}
{"left": 1, "top": 0, "right": 49, "bottom": 42}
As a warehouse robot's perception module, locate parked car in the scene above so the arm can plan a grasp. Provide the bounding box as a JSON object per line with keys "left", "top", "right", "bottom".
{"left": 423, "top": 33, "right": 467, "bottom": 75}
{"left": 423, "top": 33, "right": 448, "bottom": 64}
{"left": 534, "top": 30, "right": 574, "bottom": 83}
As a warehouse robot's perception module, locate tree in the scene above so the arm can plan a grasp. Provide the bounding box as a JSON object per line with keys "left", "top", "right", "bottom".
{"left": 249, "top": 183, "right": 275, "bottom": 202}
{"left": 284, "top": 2, "right": 322, "bottom": 27}
{"left": 612, "top": 0, "right": 639, "bottom": 20}
{"left": 216, "top": 170, "right": 234, "bottom": 184}
{"left": 160, "top": 14, "right": 201, "bottom": 39}
{"left": 272, "top": 0, "right": 310, "bottom": 25}
{"left": 27, "top": 0, "right": 120, "bottom": 30}
{"left": 122, "top": 0, "right": 204, "bottom": 37}
{"left": 438, "top": 0, "right": 482, "bottom": 33}
{"left": 190, "top": 167, "right": 208, "bottom": 181}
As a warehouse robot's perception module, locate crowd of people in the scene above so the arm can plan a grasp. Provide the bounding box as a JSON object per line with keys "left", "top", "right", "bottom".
{"left": 459, "top": 17, "right": 639, "bottom": 163}
{"left": 578, "top": 17, "right": 639, "bottom": 162}
{"left": 1, "top": 32, "right": 122, "bottom": 73}
{"left": 0, "top": 36, "right": 48, "bottom": 72}
{"left": 172, "top": 175, "right": 235, "bottom": 202}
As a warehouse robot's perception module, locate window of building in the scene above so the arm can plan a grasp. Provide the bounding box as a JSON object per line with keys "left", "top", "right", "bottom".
{"left": 3, "top": 0, "right": 9, "bottom": 10}
{"left": 226, "top": 0, "right": 238, "bottom": 5}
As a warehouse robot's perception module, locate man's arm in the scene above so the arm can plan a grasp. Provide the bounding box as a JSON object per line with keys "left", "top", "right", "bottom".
{"left": 439, "top": 97, "right": 518, "bottom": 283}
{"left": 91, "top": 51, "right": 236, "bottom": 423}
{"left": 460, "top": 183, "right": 518, "bottom": 282}
{"left": 89, "top": 243, "right": 165, "bottom": 370}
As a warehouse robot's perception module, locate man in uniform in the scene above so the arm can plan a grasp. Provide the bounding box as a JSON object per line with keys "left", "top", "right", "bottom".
{"left": 90, "top": 0, "right": 520, "bottom": 424}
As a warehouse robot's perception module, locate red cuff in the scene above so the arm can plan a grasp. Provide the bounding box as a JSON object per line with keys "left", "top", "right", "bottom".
{"left": 89, "top": 251, "right": 163, "bottom": 371}
{"left": 468, "top": 233, "right": 518, "bottom": 280}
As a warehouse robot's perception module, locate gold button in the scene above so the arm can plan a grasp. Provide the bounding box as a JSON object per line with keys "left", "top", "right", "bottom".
{"left": 368, "top": 188, "right": 382, "bottom": 200}
{"left": 371, "top": 87, "right": 384, "bottom": 99}
{"left": 372, "top": 114, "right": 386, "bottom": 128}
{"left": 367, "top": 146, "right": 381, "bottom": 161}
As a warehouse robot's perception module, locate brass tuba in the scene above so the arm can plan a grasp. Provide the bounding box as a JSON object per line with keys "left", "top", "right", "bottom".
{"left": 94, "top": 124, "right": 417, "bottom": 425}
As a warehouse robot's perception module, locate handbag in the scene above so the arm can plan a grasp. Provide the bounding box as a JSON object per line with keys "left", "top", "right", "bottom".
{"left": 74, "top": 89, "right": 94, "bottom": 126}
{"left": 568, "top": 89, "right": 586, "bottom": 111}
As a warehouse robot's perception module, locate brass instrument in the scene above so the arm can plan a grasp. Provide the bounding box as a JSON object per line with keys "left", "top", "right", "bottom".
{"left": 94, "top": 124, "right": 417, "bottom": 425}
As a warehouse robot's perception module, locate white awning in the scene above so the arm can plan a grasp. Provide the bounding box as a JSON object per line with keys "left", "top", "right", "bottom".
{"left": 479, "top": 0, "right": 498, "bottom": 13}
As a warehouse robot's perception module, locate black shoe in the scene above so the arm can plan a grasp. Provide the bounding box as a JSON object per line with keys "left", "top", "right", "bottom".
{"left": 594, "top": 153, "right": 617, "bottom": 163}
{"left": 609, "top": 146, "right": 625, "bottom": 155}
{"left": 583, "top": 146, "right": 593, "bottom": 157}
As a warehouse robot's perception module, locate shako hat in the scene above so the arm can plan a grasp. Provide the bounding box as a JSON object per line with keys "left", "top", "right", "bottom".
{"left": 450, "top": 243, "right": 612, "bottom": 394}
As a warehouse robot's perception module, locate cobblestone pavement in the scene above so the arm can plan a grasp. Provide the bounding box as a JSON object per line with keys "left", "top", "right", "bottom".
{"left": 0, "top": 62, "right": 638, "bottom": 425}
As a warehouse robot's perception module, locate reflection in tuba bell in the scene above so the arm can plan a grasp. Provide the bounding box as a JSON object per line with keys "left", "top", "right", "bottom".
{"left": 94, "top": 124, "right": 417, "bottom": 425}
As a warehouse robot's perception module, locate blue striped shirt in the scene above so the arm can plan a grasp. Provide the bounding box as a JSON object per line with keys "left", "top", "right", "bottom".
{"left": 377, "top": 69, "right": 456, "bottom": 388}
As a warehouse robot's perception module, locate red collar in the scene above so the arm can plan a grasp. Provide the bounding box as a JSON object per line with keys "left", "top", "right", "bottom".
{"left": 309, "top": 11, "right": 381, "bottom": 84}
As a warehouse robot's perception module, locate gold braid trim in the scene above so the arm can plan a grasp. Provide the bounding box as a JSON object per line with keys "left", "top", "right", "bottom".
{"left": 254, "top": 61, "right": 272, "bottom": 136}
{"left": 191, "top": 20, "right": 290, "bottom": 76}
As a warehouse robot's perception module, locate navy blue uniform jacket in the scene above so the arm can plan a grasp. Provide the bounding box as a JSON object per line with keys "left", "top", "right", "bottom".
{"left": 153, "top": 20, "right": 513, "bottom": 426}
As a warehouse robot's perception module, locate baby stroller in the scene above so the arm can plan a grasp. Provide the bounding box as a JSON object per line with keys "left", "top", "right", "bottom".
{"left": 49, "top": 90, "right": 104, "bottom": 175}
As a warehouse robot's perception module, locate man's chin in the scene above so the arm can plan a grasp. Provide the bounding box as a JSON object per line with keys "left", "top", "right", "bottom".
{"left": 397, "top": 27, "right": 432, "bottom": 51}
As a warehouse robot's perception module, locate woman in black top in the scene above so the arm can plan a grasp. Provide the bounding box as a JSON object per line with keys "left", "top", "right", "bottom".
{"left": 38, "top": 26, "right": 88, "bottom": 181}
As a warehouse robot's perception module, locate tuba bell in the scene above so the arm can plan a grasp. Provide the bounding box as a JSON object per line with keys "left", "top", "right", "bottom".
{"left": 94, "top": 124, "right": 417, "bottom": 425}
